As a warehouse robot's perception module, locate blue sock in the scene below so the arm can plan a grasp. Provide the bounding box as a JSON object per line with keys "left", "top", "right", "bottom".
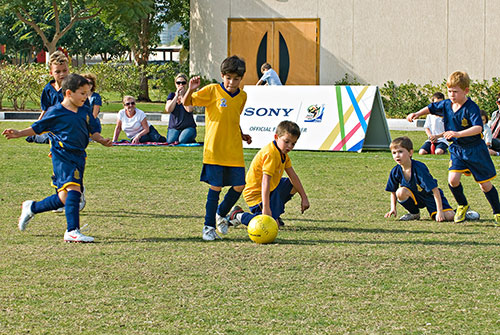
{"left": 31, "top": 194, "right": 64, "bottom": 214}
{"left": 217, "top": 187, "right": 242, "bottom": 217}
{"left": 204, "top": 189, "right": 220, "bottom": 228}
{"left": 449, "top": 183, "right": 468, "bottom": 206}
{"left": 65, "top": 190, "right": 81, "bottom": 232}
{"left": 484, "top": 186, "right": 500, "bottom": 214}
{"left": 241, "top": 212, "right": 254, "bottom": 226}
{"left": 398, "top": 198, "right": 419, "bottom": 214}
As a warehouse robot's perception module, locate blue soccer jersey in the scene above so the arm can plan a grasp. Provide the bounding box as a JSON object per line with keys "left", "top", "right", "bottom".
{"left": 428, "top": 98, "right": 483, "bottom": 147}
{"left": 386, "top": 159, "right": 452, "bottom": 216}
{"left": 40, "top": 80, "right": 64, "bottom": 112}
{"left": 31, "top": 102, "right": 101, "bottom": 153}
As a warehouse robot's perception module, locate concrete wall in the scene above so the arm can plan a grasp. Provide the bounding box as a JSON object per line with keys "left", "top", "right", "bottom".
{"left": 190, "top": 0, "right": 500, "bottom": 86}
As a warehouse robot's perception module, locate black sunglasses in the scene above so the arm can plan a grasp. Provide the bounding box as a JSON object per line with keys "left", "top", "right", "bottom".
{"left": 124, "top": 101, "right": 136, "bottom": 106}
{"left": 176, "top": 81, "right": 187, "bottom": 85}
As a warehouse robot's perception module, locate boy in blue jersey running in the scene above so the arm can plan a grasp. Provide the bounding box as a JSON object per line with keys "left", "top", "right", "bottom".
{"left": 408, "top": 71, "right": 500, "bottom": 225}
{"left": 182, "top": 56, "right": 252, "bottom": 241}
{"left": 2, "top": 74, "right": 112, "bottom": 242}
{"left": 384, "top": 136, "right": 476, "bottom": 222}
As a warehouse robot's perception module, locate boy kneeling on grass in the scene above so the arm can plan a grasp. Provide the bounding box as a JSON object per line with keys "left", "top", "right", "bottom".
{"left": 385, "top": 136, "right": 478, "bottom": 222}
{"left": 225, "top": 121, "right": 310, "bottom": 228}
{"left": 2, "top": 73, "right": 112, "bottom": 243}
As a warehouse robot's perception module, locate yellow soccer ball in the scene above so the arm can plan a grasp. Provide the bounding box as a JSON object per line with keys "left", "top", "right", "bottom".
{"left": 247, "top": 215, "right": 278, "bottom": 244}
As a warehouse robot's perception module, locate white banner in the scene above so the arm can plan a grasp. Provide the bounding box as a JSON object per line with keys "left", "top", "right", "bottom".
{"left": 241, "top": 85, "right": 391, "bottom": 152}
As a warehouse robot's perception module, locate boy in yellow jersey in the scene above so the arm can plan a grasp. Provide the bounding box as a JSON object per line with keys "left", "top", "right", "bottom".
{"left": 182, "top": 56, "right": 252, "bottom": 241}
{"left": 226, "top": 121, "right": 310, "bottom": 228}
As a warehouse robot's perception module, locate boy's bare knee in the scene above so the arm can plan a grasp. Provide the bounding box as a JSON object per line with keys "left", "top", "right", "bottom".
{"left": 395, "top": 187, "right": 409, "bottom": 201}
{"left": 435, "top": 149, "right": 445, "bottom": 155}
{"left": 210, "top": 186, "right": 222, "bottom": 192}
{"left": 419, "top": 149, "right": 428, "bottom": 155}
{"left": 480, "top": 181, "right": 492, "bottom": 193}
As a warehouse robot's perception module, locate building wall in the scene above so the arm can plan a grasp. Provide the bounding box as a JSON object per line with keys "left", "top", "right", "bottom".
{"left": 190, "top": 0, "right": 500, "bottom": 86}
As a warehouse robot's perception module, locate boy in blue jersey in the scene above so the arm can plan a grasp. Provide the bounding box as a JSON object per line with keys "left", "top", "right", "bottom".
{"left": 408, "top": 71, "right": 500, "bottom": 225}
{"left": 26, "top": 50, "right": 69, "bottom": 144}
{"left": 2, "top": 74, "right": 112, "bottom": 242}
{"left": 182, "top": 56, "right": 252, "bottom": 241}
{"left": 384, "top": 136, "right": 464, "bottom": 222}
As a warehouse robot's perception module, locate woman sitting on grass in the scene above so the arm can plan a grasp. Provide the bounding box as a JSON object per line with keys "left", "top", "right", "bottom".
{"left": 112, "top": 96, "right": 166, "bottom": 144}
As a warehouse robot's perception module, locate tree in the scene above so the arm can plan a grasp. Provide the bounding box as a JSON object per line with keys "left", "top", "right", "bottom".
{"left": 0, "top": 0, "right": 153, "bottom": 54}
{"left": 105, "top": 0, "right": 189, "bottom": 101}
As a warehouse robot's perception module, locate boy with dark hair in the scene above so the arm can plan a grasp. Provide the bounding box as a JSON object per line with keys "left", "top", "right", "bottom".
{"left": 182, "top": 55, "right": 252, "bottom": 241}
{"left": 256, "top": 62, "right": 282, "bottom": 86}
{"left": 384, "top": 136, "right": 478, "bottom": 222}
{"left": 2, "top": 73, "right": 112, "bottom": 242}
{"left": 226, "top": 121, "right": 310, "bottom": 227}
{"left": 408, "top": 71, "right": 500, "bottom": 225}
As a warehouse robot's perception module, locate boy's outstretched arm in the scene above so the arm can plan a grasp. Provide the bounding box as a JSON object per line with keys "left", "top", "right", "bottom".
{"left": 2, "top": 127, "right": 36, "bottom": 139}
{"left": 407, "top": 107, "right": 430, "bottom": 122}
{"left": 181, "top": 76, "right": 200, "bottom": 106}
{"left": 91, "top": 132, "right": 113, "bottom": 147}
{"left": 385, "top": 192, "right": 397, "bottom": 218}
{"left": 431, "top": 187, "right": 445, "bottom": 222}
{"left": 285, "top": 166, "right": 310, "bottom": 213}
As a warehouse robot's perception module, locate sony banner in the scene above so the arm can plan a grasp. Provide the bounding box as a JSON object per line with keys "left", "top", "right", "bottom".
{"left": 240, "top": 85, "right": 391, "bottom": 152}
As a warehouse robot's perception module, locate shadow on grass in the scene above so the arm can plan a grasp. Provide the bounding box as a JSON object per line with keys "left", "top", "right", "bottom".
{"left": 286, "top": 225, "right": 482, "bottom": 235}
{"left": 81, "top": 210, "right": 203, "bottom": 220}
{"left": 273, "top": 238, "right": 500, "bottom": 247}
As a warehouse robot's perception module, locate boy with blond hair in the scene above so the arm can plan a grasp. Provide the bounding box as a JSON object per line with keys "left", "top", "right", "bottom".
{"left": 227, "top": 121, "right": 309, "bottom": 227}
{"left": 27, "top": 50, "right": 69, "bottom": 144}
{"left": 408, "top": 71, "right": 500, "bottom": 225}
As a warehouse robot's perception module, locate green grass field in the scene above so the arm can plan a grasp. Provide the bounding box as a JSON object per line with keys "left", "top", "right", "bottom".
{"left": 1, "top": 123, "right": 499, "bottom": 334}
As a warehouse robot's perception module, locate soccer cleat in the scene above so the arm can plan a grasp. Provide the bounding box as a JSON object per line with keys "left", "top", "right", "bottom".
{"left": 18, "top": 200, "right": 35, "bottom": 231}
{"left": 216, "top": 213, "right": 229, "bottom": 235}
{"left": 202, "top": 226, "right": 221, "bottom": 241}
{"left": 454, "top": 204, "right": 469, "bottom": 223}
{"left": 398, "top": 213, "right": 420, "bottom": 221}
{"left": 494, "top": 214, "right": 500, "bottom": 227}
{"left": 227, "top": 205, "right": 244, "bottom": 227}
{"left": 64, "top": 229, "right": 94, "bottom": 243}
{"left": 465, "top": 209, "right": 480, "bottom": 221}
{"left": 79, "top": 186, "right": 86, "bottom": 211}
{"left": 52, "top": 207, "right": 64, "bottom": 213}
{"left": 277, "top": 217, "right": 285, "bottom": 227}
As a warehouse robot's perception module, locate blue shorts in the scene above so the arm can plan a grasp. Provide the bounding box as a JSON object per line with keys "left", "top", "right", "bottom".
{"left": 248, "top": 178, "right": 294, "bottom": 219}
{"left": 404, "top": 187, "right": 453, "bottom": 219}
{"left": 449, "top": 142, "right": 496, "bottom": 183}
{"left": 51, "top": 147, "right": 86, "bottom": 191}
{"left": 200, "top": 164, "right": 245, "bottom": 187}
{"left": 420, "top": 141, "right": 448, "bottom": 154}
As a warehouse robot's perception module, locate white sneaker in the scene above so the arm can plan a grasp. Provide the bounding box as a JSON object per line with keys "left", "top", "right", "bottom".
{"left": 227, "top": 205, "right": 244, "bottom": 227}
{"left": 19, "top": 200, "right": 35, "bottom": 231}
{"left": 79, "top": 186, "right": 86, "bottom": 211}
{"left": 64, "top": 229, "right": 94, "bottom": 243}
{"left": 465, "top": 209, "right": 480, "bottom": 220}
{"left": 202, "top": 226, "right": 221, "bottom": 241}
{"left": 216, "top": 213, "right": 229, "bottom": 235}
{"left": 399, "top": 213, "right": 420, "bottom": 221}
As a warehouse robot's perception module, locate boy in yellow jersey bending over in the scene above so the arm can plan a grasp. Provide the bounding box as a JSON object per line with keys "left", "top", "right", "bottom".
{"left": 226, "top": 121, "right": 310, "bottom": 228}
{"left": 182, "top": 56, "right": 252, "bottom": 241}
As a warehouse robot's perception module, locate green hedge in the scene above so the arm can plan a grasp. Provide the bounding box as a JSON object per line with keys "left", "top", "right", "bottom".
{"left": 2, "top": 64, "right": 500, "bottom": 117}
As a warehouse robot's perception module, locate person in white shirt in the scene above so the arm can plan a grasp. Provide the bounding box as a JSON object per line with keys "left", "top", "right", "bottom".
{"left": 256, "top": 63, "right": 282, "bottom": 86}
{"left": 481, "top": 109, "right": 500, "bottom": 156}
{"left": 112, "top": 96, "right": 166, "bottom": 143}
{"left": 419, "top": 92, "right": 449, "bottom": 155}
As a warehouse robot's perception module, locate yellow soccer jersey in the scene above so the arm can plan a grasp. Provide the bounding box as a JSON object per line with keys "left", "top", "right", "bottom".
{"left": 191, "top": 83, "right": 247, "bottom": 167}
{"left": 243, "top": 141, "right": 292, "bottom": 207}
